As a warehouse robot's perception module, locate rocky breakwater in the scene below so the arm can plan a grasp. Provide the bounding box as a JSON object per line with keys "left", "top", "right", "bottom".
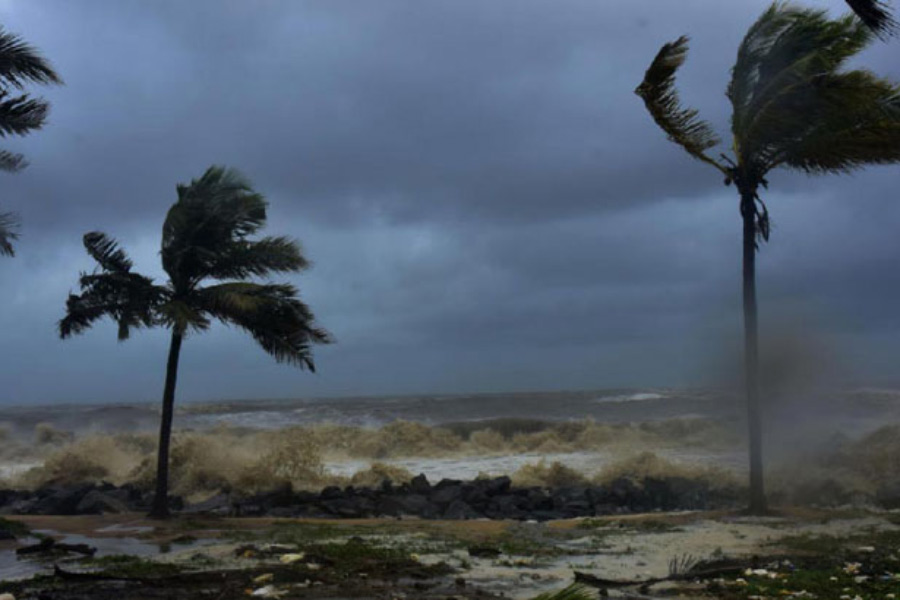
{"left": 0, "top": 482, "right": 180, "bottom": 517}
{"left": 0, "top": 474, "right": 739, "bottom": 519}
{"left": 196, "top": 473, "right": 742, "bottom": 520}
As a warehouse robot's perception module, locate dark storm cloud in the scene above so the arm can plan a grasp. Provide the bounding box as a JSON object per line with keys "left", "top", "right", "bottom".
{"left": 0, "top": 0, "right": 899, "bottom": 405}
{"left": 1, "top": 0, "right": 754, "bottom": 232}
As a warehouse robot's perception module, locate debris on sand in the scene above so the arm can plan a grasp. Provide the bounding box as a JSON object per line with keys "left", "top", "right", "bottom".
{"left": 15, "top": 537, "right": 96, "bottom": 557}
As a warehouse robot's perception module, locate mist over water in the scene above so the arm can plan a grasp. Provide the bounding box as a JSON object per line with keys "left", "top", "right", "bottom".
{"left": 0, "top": 388, "right": 738, "bottom": 436}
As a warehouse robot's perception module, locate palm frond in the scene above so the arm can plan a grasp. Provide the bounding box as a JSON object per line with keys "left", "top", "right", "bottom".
{"left": 162, "top": 165, "right": 269, "bottom": 285}
{"left": 83, "top": 231, "right": 133, "bottom": 273}
{"left": 0, "top": 91, "right": 49, "bottom": 137}
{"left": 773, "top": 73, "right": 900, "bottom": 173}
{"left": 0, "top": 27, "right": 62, "bottom": 88}
{"left": 0, "top": 210, "right": 19, "bottom": 256}
{"left": 62, "top": 233, "right": 166, "bottom": 339}
{"left": 529, "top": 584, "right": 595, "bottom": 600}
{"left": 0, "top": 149, "right": 25, "bottom": 172}
{"left": 59, "top": 271, "right": 166, "bottom": 340}
{"left": 730, "top": 4, "right": 873, "bottom": 165}
{"left": 173, "top": 165, "right": 266, "bottom": 237}
{"left": 845, "top": 0, "right": 897, "bottom": 38}
{"left": 198, "top": 282, "right": 332, "bottom": 369}
{"left": 635, "top": 36, "right": 724, "bottom": 172}
{"left": 156, "top": 298, "right": 211, "bottom": 334}
{"left": 207, "top": 236, "right": 309, "bottom": 280}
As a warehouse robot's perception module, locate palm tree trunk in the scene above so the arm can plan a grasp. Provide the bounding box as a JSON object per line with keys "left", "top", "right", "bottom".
{"left": 149, "top": 330, "right": 183, "bottom": 519}
{"left": 741, "top": 190, "right": 767, "bottom": 515}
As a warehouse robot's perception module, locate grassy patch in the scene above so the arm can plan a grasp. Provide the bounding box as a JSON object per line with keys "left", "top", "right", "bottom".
{"left": 79, "top": 554, "right": 185, "bottom": 578}
{"left": 776, "top": 527, "right": 900, "bottom": 556}
{"left": 0, "top": 517, "right": 30, "bottom": 538}
{"left": 496, "top": 535, "right": 561, "bottom": 557}
{"left": 576, "top": 517, "right": 682, "bottom": 533}
{"left": 302, "top": 538, "right": 453, "bottom": 578}
{"left": 710, "top": 568, "right": 900, "bottom": 599}
{"left": 705, "top": 528, "right": 900, "bottom": 599}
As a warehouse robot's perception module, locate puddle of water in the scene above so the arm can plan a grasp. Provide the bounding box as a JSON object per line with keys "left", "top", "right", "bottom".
{"left": 0, "top": 530, "right": 211, "bottom": 582}
{"left": 95, "top": 524, "right": 155, "bottom": 535}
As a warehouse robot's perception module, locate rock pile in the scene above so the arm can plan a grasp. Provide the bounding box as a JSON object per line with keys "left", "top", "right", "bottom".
{"left": 14, "top": 472, "right": 900, "bottom": 519}
{"left": 226, "top": 474, "right": 740, "bottom": 520}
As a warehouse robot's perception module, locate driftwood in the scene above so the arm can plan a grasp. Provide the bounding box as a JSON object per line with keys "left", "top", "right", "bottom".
{"left": 16, "top": 538, "right": 96, "bottom": 557}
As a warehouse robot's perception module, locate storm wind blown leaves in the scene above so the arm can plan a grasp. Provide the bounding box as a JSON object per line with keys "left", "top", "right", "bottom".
{"left": 0, "top": 26, "right": 61, "bottom": 256}
{"left": 845, "top": 0, "right": 897, "bottom": 37}
{"left": 635, "top": 1, "right": 900, "bottom": 514}
{"left": 60, "top": 165, "right": 332, "bottom": 517}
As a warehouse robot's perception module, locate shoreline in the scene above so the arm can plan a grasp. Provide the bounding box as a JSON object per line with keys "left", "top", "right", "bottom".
{"left": 2, "top": 508, "right": 899, "bottom": 598}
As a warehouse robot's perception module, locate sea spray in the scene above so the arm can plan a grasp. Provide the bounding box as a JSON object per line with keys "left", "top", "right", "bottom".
{"left": 4, "top": 417, "right": 740, "bottom": 496}
{"left": 3, "top": 418, "right": 900, "bottom": 507}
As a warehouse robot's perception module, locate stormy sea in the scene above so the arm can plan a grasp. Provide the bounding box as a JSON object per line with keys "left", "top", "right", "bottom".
{"left": 1, "top": 387, "right": 899, "bottom": 504}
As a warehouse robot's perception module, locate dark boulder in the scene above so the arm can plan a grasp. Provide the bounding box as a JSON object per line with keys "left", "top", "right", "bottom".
{"left": 183, "top": 493, "right": 231, "bottom": 516}
{"left": 525, "top": 488, "right": 553, "bottom": 511}
{"left": 432, "top": 483, "right": 465, "bottom": 507}
{"left": 377, "top": 493, "right": 438, "bottom": 518}
{"left": 478, "top": 476, "right": 511, "bottom": 496}
{"left": 485, "top": 494, "right": 528, "bottom": 519}
{"left": 409, "top": 474, "right": 431, "bottom": 495}
{"left": 320, "top": 496, "right": 376, "bottom": 518}
{"left": 256, "top": 483, "right": 296, "bottom": 508}
{"left": 434, "top": 478, "right": 463, "bottom": 490}
{"left": 598, "top": 477, "right": 644, "bottom": 511}
{"left": 319, "top": 486, "right": 343, "bottom": 500}
{"left": 76, "top": 490, "right": 130, "bottom": 515}
{"left": 443, "top": 500, "right": 482, "bottom": 520}
{"left": 31, "top": 484, "right": 95, "bottom": 515}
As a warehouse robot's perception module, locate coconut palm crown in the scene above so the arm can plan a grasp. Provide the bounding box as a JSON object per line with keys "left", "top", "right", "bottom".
{"left": 635, "top": 2, "right": 900, "bottom": 513}
{"left": 60, "top": 165, "right": 332, "bottom": 517}
{"left": 0, "top": 26, "right": 62, "bottom": 256}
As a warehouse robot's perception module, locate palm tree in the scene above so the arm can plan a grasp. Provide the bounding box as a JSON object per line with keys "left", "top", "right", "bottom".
{"left": 635, "top": 2, "right": 900, "bottom": 514}
{"left": 0, "top": 26, "right": 62, "bottom": 256}
{"left": 60, "top": 165, "right": 332, "bottom": 518}
{"left": 845, "top": 0, "right": 896, "bottom": 36}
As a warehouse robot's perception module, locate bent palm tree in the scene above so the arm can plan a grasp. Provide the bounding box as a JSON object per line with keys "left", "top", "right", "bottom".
{"left": 0, "top": 26, "right": 62, "bottom": 256}
{"left": 636, "top": 2, "right": 900, "bottom": 514}
{"left": 60, "top": 166, "right": 332, "bottom": 518}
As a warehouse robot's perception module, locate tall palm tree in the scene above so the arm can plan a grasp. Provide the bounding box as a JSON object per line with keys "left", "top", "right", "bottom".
{"left": 59, "top": 166, "right": 332, "bottom": 518}
{"left": 636, "top": 2, "right": 900, "bottom": 514}
{"left": 0, "top": 26, "right": 62, "bottom": 256}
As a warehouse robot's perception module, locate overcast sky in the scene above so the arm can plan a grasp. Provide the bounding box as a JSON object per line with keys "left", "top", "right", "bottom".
{"left": 0, "top": 0, "right": 898, "bottom": 406}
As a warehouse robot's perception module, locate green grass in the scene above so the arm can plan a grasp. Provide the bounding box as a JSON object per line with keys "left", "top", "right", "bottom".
{"left": 710, "top": 568, "right": 900, "bottom": 599}
{"left": 706, "top": 527, "right": 900, "bottom": 599}
{"left": 0, "top": 517, "right": 30, "bottom": 538}
{"left": 78, "top": 555, "right": 185, "bottom": 579}
{"left": 776, "top": 527, "right": 900, "bottom": 555}
{"left": 301, "top": 538, "right": 454, "bottom": 578}
{"left": 576, "top": 517, "right": 682, "bottom": 533}
{"left": 529, "top": 584, "right": 596, "bottom": 600}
